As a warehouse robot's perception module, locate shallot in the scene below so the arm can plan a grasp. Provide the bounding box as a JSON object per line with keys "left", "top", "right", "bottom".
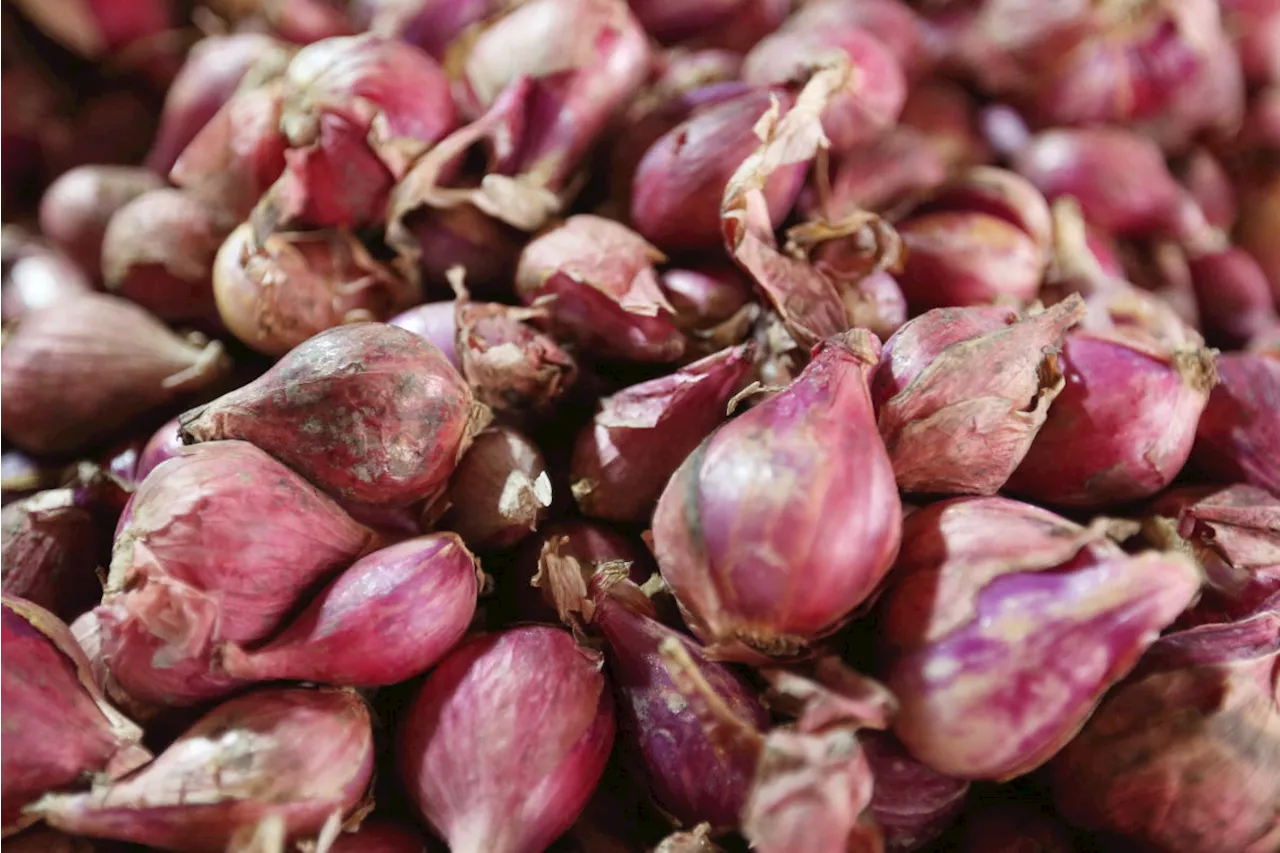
{"left": 37, "top": 166, "right": 165, "bottom": 277}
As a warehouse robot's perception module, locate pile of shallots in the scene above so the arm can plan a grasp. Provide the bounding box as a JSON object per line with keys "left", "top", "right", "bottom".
{"left": 2, "top": 0, "right": 1278, "bottom": 851}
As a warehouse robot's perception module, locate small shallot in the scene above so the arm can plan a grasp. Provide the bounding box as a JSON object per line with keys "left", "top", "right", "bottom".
{"left": 221, "top": 534, "right": 480, "bottom": 686}
{"left": 1190, "top": 351, "right": 1280, "bottom": 495}
{"left": 653, "top": 330, "right": 901, "bottom": 661}
{"left": 180, "top": 323, "right": 489, "bottom": 507}
{"left": 862, "top": 731, "right": 969, "bottom": 852}
{"left": 1, "top": 229, "right": 93, "bottom": 325}
{"left": 398, "top": 626, "right": 615, "bottom": 853}
{"left": 0, "top": 293, "right": 230, "bottom": 456}
{"left": 571, "top": 343, "right": 754, "bottom": 523}
{"left": 37, "top": 166, "right": 165, "bottom": 277}
{"left": 454, "top": 301, "right": 578, "bottom": 413}
{"left": 434, "top": 428, "right": 552, "bottom": 551}
{"left": 30, "top": 687, "right": 375, "bottom": 853}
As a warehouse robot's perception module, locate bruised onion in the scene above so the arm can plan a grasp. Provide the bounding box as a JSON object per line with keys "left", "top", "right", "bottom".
{"left": 180, "top": 323, "right": 489, "bottom": 507}
{"left": 630, "top": 89, "right": 806, "bottom": 252}
{"left": 255, "top": 34, "right": 457, "bottom": 234}
{"left": 434, "top": 428, "right": 551, "bottom": 551}
{"left": 571, "top": 343, "right": 754, "bottom": 523}
{"left": 37, "top": 166, "right": 165, "bottom": 277}
{"left": 861, "top": 731, "right": 969, "bottom": 852}
{"left": 1, "top": 228, "right": 93, "bottom": 325}
{"left": 31, "top": 686, "right": 375, "bottom": 852}
{"left": 455, "top": 301, "right": 578, "bottom": 413}
{"left": 1050, "top": 610, "right": 1280, "bottom": 853}
{"left": 96, "top": 441, "right": 377, "bottom": 707}
{"left": 741, "top": 24, "right": 907, "bottom": 153}
{"left": 1, "top": 480, "right": 117, "bottom": 622}
{"left": 1145, "top": 484, "right": 1280, "bottom": 627}
{"left": 515, "top": 215, "right": 686, "bottom": 362}
{"left": 1190, "top": 352, "right": 1280, "bottom": 496}
{"left": 398, "top": 626, "right": 615, "bottom": 853}
{"left": 146, "top": 33, "right": 290, "bottom": 176}
{"left": 170, "top": 84, "right": 290, "bottom": 222}
{"left": 213, "top": 223, "right": 419, "bottom": 356}
{"left": 100, "top": 188, "right": 229, "bottom": 323}
{"left": 1, "top": 293, "right": 230, "bottom": 456}
{"left": 653, "top": 330, "right": 901, "bottom": 661}
{"left": 1007, "top": 326, "right": 1218, "bottom": 508}
{"left": 876, "top": 496, "right": 1201, "bottom": 779}
{"left": 221, "top": 534, "right": 480, "bottom": 686}
{"left": 871, "top": 296, "right": 1085, "bottom": 496}
{"left": 2, "top": 596, "right": 149, "bottom": 833}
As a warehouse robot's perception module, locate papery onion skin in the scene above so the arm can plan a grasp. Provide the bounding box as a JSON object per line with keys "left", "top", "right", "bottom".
{"left": 435, "top": 428, "right": 552, "bottom": 552}
{"left": 1, "top": 596, "right": 149, "bottom": 833}
{"left": 0, "top": 293, "right": 230, "bottom": 456}
{"left": 220, "top": 534, "right": 479, "bottom": 686}
{"left": 1, "top": 486, "right": 112, "bottom": 622}
{"left": 213, "top": 223, "right": 419, "bottom": 356}
{"left": 593, "top": 576, "right": 768, "bottom": 830}
{"left": 1190, "top": 352, "right": 1280, "bottom": 496}
{"left": 1007, "top": 330, "right": 1218, "bottom": 508}
{"left": 515, "top": 215, "right": 686, "bottom": 363}
{"left": 100, "top": 188, "right": 229, "bottom": 324}
{"left": 146, "top": 33, "right": 289, "bottom": 176}
{"left": 398, "top": 626, "right": 615, "bottom": 853}
{"left": 862, "top": 731, "right": 969, "bottom": 852}
{"left": 653, "top": 330, "right": 901, "bottom": 661}
{"left": 97, "top": 441, "right": 378, "bottom": 708}
{"left": 876, "top": 497, "right": 1201, "bottom": 780}
{"left": 1050, "top": 610, "right": 1280, "bottom": 853}
{"left": 872, "top": 297, "right": 1085, "bottom": 496}
{"left": 630, "top": 89, "right": 807, "bottom": 253}
{"left": 38, "top": 166, "right": 165, "bottom": 278}
{"left": 455, "top": 302, "right": 579, "bottom": 414}
{"left": 180, "top": 323, "right": 489, "bottom": 507}
{"left": 31, "top": 686, "right": 375, "bottom": 853}
{"left": 571, "top": 343, "right": 754, "bottom": 523}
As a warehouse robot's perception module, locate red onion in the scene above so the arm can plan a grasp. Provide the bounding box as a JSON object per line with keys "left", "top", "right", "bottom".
{"left": 8, "top": 0, "right": 174, "bottom": 60}
{"left": 328, "top": 818, "right": 433, "bottom": 852}
{"left": 659, "top": 264, "right": 756, "bottom": 351}
{"left": 1006, "top": 325, "right": 1217, "bottom": 508}
{"left": 398, "top": 626, "right": 616, "bottom": 853}
{"left": 515, "top": 215, "right": 686, "bottom": 363}
{"left": 212, "top": 223, "right": 419, "bottom": 356}
{"left": 133, "top": 417, "right": 183, "bottom": 484}
{"left": 585, "top": 570, "right": 769, "bottom": 830}
{"left": 915, "top": 167, "right": 1054, "bottom": 257}
{"left": 955, "top": 801, "right": 1075, "bottom": 853}
{"left": 1236, "top": 169, "right": 1280, "bottom": 304}
{"left": 876, "top": 496, "right": 1201, "bottom": 780}
{"left": 180, "top": 323, "right": 490, "bottom": 508}
{"left": 871, "top": 296, "right": 1086, "bottom": 496}
{"left": 454, "top": 301, "right": 579, "bottom": 413}
{"left": 390, "top": 300, "right": 459, "bottom": 366}
{"left": 742, "top": 25, "right": 907, "bottom": 153}
{"left": 1, "top": 596, "right": 149, "bottom": 833}
{"left": 625, "top": 0, "right": 740, "bottom": 43}
{"left": 1145, "top": 484, "right": 1280, "bottom": 627}
{"left": 386, "top": 0, "right": 650, "bottom": 236}
{"left": 37, "top": 166, "right": 165, "bottom": 277}
{"left": 1185, "top": 246, "right": 1278, "bottom": 350}
{"left": 1, "top": 479, "right": 118, "bottom": 622}
{"left": 1223, "top": 0, "right": 1280, "bottom": 86}
{"left": 1012, "top": 127, "right": 1196, "bottom": 240}
{"left": 1, "top": 228, "right": 93, "bottom": 325}
{"left": 1177, "top": 147, "right": 1235, "bottom": 232}
{"left": 570, "top": 343, "right": 754, "bottom": 523}
{"left": 434, "top": 428, "right": 552, "bottom": 551}
{"left": 146, "top": 33, "right": 290, "bottom": 175}
{"left": 395, "top": 205, "right": 524, "bottom": 299}
{"left": 170, "top": 84, "right": 290, "bottom": 222}
{"left": 221, "top": 534, "right": 479, "bottom": 686}
{"left": 254, "top": 34, "right": 457, "bottom": 234}
{"left": 100, "top": 188, "right": 229, "bottom": 324}
{"left": 350, "top": 0, "right": 503, "bottom": 60}
{"left": 782, "top": 0, "right": 927, "bottom": 78}
{"left": 683, "top": 0, "right": 790, "bottom": 53}
{"left": 630, "top": 88, "right": 807, "bottom": 252}
{"left": 1, "top": 293, "right": 230, "bottom": 456}
{"left": 31, "top": 686, "right": 375, "bottom": 852}
{"left": 895, "top": 211, "right": 1044, "bottom": 311}
{"left": 801, "top": 128, "right": 947, "bottom": 220}
{"left": 862, "top": 731, "right": 969, "bottom": 852}
{"left": 653, "top": 330, "right": 901, "bottom": 661}
{"left": 506, "top": 520, "right": 655, "bottom": 624}
{"left": 96, "top": 441, "right": 377, "bottom": 707}
{"left": 255, "top": 0, "right": 356, "bottom": 44}
{"left": 1051, "top": 610, "right": 1280, "bottom": 853}
{"left": 1190, "top": 352, "right": 1280, "bottom": 495}
{"left": 899, "top": 79, "right": 991, "bottom": 168}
